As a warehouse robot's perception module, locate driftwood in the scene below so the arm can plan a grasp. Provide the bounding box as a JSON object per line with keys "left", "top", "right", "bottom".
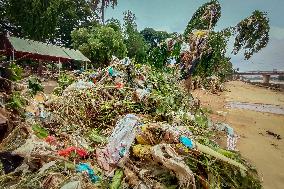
{"left": 152, "top": 144, "right": 196, "bottom": 189}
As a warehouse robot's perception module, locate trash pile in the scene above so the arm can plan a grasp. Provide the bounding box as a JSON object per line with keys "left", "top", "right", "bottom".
{"left": 164, "top": 31, "right": 226, "bottom": 93}
{"left": 190, "top": 76, "right": 225, "bottom": 93}
{"left": 0, "top": 58, "right": 261, "bottom": 188}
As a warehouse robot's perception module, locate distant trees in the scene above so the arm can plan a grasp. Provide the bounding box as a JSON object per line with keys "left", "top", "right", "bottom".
{"left": 106, "top": 18, "right": 122, "bottom": 32}
{"left": 123, "top": 11, "right": 149, "bottom": 63}
{"left": 90, "top": 0, "right": 118, "bottom": 24}
{"left": 71, "top": 25, "right": 127, "bottom": 67}
{"left": 140, "top": 28, "right": 171, "bottom": 48}
{"left": 0, "top": 0, "right": 270, "bottom": 80}
{"left": 71, "top": 10, "right": 151, "bottom": 67}
{"left": 0, "top": 0, "right": 93, "bottom": 47}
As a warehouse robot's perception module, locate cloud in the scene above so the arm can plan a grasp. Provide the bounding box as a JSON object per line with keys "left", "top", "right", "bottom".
{"left": 270, "top": 26, "right": 284, "bottom": 40}
{"left": 231, "top": 38, "right": 284, "bottom": 71}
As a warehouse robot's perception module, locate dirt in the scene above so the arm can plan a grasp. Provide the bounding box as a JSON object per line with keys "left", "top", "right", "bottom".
{"left": 42, "top": 80, "right": 58, "bottom": 94}
{"left": 192, "top": 81, "right": 284, "bottom": 189}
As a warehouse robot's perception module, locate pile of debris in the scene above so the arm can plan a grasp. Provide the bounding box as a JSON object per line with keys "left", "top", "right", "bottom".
{"left": 191, "top": 76, "right": 225, "bottom": 93}
{"left": 0, "top": 58, "right": 261, "bottom": 188}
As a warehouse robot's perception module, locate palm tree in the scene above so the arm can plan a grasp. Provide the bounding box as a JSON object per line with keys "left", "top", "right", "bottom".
{"left": 91, "top": 0, "right": 118, "bottom": 24}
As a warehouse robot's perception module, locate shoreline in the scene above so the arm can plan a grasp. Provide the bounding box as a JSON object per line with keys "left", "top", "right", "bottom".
{"left": 192, "top": 80, "right": 284, "bottom": 189}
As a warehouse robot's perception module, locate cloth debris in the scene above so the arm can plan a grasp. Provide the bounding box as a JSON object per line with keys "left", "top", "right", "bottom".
{"left": 215, "top": 122, "right": 234, "bottom": 136}
{"left": 227, "top": 134, "right": 238, "bottom": 151}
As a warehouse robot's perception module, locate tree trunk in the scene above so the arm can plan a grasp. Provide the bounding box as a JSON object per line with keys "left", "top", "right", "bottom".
{"left": 101, "top": 0, "right": 105, "bottom": 25}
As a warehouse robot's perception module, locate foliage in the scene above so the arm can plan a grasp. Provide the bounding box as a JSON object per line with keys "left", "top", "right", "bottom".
{"left": 6, "top": 91, "right": 26, "bottom": 111}
{"left": 8, "top": 63, "right": 23, "bottom": 81}
{"left": 123, "top": 11, "right": 149, "bottom": 63}
{"left": 183, "top": 0, "right": 269, "bottom": 81}
{"left": 123, "top": 10, "right": 137, "bottom": 34}
{"left": 145, "top": 67, "right": 194, "bottom": 121}
{"left": 184, "top": 0, "right": 221, "bottom": 37}
{"left": 71, "top": 25, "right": 127, "bottom": 66}
{"left": 194, "top": 30, "right": 233, "bottom": 81}
{"left": 106, "top": 18, "right": 122, "bottom": 32}
{"left": 58, "top": 73, "right": 75, "bottom": 89}
{"left": 32, "top": 124, "right": 48, "bottom": 139}
{"left": 140, "top": 28, "right": 171, "bottom": 47}
{"left": 147, "top": 36, "right": 182, "bottom": 70}
{"left": 110, "top": 169, "right": 123, "bottom": 189}
{"left": 147, "top": 43, "right": 169, "bottom": 69}
{"left": 233, "top": 10, "right": 270, "bottom": 59}
{"left": 0, "top": 55, "right": 6, "bottom": 61}
{"left": 125, "top": 32, "right": 149, "bottom": 63}
{"left": 53, "top": 72, "right": 75, "bottom": 95}
{"left": 0, "top": 0, "right": 93, "bottom": 46}
{"left": 185, "top": 152, "right": 261, "bottom": 189}
{"left": 28, "top": 77, "right": 44, "bottom": 95}
{"left": 88, "top": 129, "right": 107, "bottom": 144}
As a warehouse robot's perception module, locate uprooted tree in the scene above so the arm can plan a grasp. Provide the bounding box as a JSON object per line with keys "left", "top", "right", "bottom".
{"left": 151, "top": 0, "right": 270, "bottom": 84}
{"left": 184, "top": 1, "right": 269, "bottom": 80}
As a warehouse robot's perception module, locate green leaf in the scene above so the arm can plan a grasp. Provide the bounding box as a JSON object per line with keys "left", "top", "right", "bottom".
{"left": 32, "top": 124, "right": 48, "bottom": 139}
{"left": 110, "top": 169, "right": 123, "bottom": 189}
{"left": 89, "top": 130, "right": 107, "bottom": 144}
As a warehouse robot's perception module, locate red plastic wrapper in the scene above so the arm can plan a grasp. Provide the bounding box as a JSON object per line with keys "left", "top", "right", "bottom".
{"left": 58, "top": 146, "right": 88, "bottom": 158}
{"left": 45, "top": 136, "right": 57, "bottom": 145}
{"left": 115, "top": 82, "right": 124, "bottom": 89}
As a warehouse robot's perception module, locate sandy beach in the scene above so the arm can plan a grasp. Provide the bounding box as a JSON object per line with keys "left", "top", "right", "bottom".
{"left": 192, "top": 81, "right": 284, "bottom": 189}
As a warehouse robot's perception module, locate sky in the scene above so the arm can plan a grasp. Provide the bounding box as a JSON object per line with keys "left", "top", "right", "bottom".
{"left": 106, "top": 0, "right": 284, "bottom": 71}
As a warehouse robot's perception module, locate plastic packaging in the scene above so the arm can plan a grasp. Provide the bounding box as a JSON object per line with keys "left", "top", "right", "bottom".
{"left": 180, "top": 136, "right": 195, "bottom": 149}
{"left": 96, "top": 114, "right": 140, "bottom": 171}
{"left": 76, "top": 163, "right": 99, "bottom": 183}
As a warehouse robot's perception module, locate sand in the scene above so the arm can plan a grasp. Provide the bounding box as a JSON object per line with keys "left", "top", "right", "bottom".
{"left": 192, "top": 81, "right": 284, "bottom": 189}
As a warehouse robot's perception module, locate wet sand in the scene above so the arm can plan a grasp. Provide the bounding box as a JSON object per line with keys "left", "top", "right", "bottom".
{"left": 192, "top": 81, "right": 284, "bottom": 189}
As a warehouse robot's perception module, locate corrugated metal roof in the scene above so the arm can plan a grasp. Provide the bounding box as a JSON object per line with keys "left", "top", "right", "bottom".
{"left": 8, "top": 36, "right": 90, "bottom": 62}
{"left": 63, "top": 48, "right": 90, "bottom": 62}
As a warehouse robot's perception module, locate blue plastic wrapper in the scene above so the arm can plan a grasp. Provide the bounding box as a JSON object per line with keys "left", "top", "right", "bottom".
{"left": 180, "top": 136, "right": 195, "bottom": 149}
{"left": 76, "top": 163, "right": 99, "bottom": 183}
{"left": 119, "top": 147, "right": 126, "bottom": 157}
{"left": 225, "top": 126, "right": 234, "bottom": 136}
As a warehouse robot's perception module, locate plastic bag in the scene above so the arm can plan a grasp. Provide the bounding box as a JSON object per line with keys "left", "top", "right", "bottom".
{"left": 96, "top": 114, "right": 140, "bottom": 172}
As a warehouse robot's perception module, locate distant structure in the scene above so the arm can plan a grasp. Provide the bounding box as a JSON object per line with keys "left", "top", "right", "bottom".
{"left": 0, "top": 35, "right": 90, "bottom": 64}
{"left": 235, "top": 70, "right": 284, "bottom": 84}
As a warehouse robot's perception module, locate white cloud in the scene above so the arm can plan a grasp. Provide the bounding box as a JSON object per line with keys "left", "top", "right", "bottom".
{"left": 231, "top": 38, "right": 284, "bottom": 71}
{"left": 270, "top": 26, "right": 284, "bottom": 40}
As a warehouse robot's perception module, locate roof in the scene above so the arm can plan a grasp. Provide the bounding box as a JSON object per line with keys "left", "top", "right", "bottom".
{"left": 5, "top": 36, "right": 90, "bottom": 62}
